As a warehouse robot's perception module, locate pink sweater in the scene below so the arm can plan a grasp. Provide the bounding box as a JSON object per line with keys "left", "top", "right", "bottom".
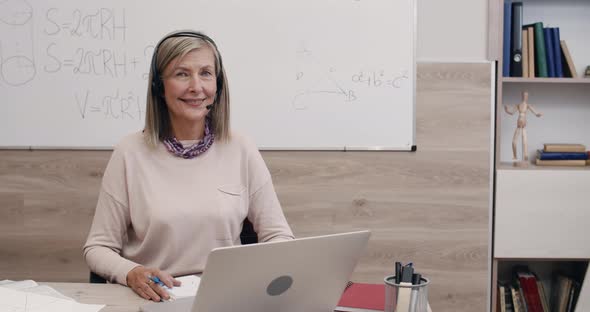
{"left": 83, "top": 132, "right": 294, "bottom": 285}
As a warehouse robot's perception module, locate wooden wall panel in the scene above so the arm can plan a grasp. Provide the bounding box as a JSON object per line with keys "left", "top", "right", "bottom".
{"left": 0, "top": 63, "right": 492, "bottom": 311}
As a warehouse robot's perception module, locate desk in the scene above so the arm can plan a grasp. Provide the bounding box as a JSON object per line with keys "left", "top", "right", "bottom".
{"left": 42, "top": 282, "right": 433, "bottom": 312}
{"left": 42, "top": 283, "right": 145, "bottom": 312}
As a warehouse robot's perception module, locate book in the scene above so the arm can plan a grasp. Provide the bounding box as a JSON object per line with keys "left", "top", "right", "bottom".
{"left": 537, "top": 150, "right": 588, "bottom": 160}
{"left": 536, "top": 281, "right": 550, "bottom": 312}
{"left": 552, "top": 28, "right": 563, "bottom": 78}
{"left": 543, "top": 143, "right": 585, "bottom": 153}
{"left": 497, "top": 290, "right": 503, "bottom": 312}
{"left": 514, "top": 266, "right": 544, "bottom": 312}
{"left": 511, "top": 285, "right": 524, "bottom": 312}
{"left": 510, "top": 2, "right": 524, "bottom": 77}
{"left": 535, "top": 159, "right": 587, "bottom": 167}
{"left": 499, "top": 282, "right": 516, "bottom": 312}
{"left": 560, "top": 40, "right": 577, "bottom": 78}
{"left": 505, "top": 284, "right": 515, "bottom": 312}
{"left": 544, "top": 27, "right": 555, "bottom": 77}
{"left": 500, "top": 284, "right": 507, "bottom": 312}
{"left": 552, "top": 274, "right": 573, "bottom": 312}
{"left": 533, "top": 22, "right": 548, "bottom": 77}
{"left": 515, "top": 280, "right": 529, "bottom": 312}
{"left": 335, "top": 283, "right": 384, "bottom": 312}
{"left": 503, "top": 0, "right": 513, "bottom": 77}
{"left": 522, "top": 28, "right": 529, "bottom": 78}
{"left": 521, "top": 278, "right": 537, "bottom": 312}
{"left": 527, "top": 26, "right": 535, "bottom": 77}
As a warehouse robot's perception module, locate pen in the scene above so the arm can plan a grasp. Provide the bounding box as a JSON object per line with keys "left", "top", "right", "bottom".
{"left": 412, "top": 273, "right": 421, "bottom": 285}
{"left": 149, "top": 276, "right": 164, "bottom": 286}
{"left": 401, "top": 265, "right": 414, "bottom": 283}
{"left": 149, "top": 276, "right": 176, "bottom": 301}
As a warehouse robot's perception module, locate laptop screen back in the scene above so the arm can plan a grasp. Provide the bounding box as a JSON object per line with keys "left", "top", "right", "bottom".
{"left": 192, "top": 230, "right": 370, "bottom": 312}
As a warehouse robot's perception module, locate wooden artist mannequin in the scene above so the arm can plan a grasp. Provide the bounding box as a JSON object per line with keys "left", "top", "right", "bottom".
{"left": 504, "top": 91, "right": 543, "bottom": 162}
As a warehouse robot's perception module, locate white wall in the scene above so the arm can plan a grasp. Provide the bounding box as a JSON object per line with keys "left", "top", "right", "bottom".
{"left": 418, "top": 0, "right": 489, "bottom": 62}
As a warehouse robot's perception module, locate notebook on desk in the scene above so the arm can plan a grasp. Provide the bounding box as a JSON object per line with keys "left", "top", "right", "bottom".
{"left": 141, "top": 230, "right": 370, "bottom": 312}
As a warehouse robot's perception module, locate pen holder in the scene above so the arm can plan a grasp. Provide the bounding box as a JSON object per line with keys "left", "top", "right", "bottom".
{"left": 384, "top": 275, "right": 430, "bottom": 312}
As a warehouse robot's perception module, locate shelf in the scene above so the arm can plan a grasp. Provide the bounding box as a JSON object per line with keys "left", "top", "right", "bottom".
{"left": 494, "top": 260, "right": 589, "bottom": 312}
{"left": 502, "top": 77, "right": 590, "bottom": 84}
{"left": 498, "top": 162, "right": 590, "bottom": 170}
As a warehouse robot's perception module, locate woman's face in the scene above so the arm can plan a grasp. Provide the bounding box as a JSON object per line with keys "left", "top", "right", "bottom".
{"left": 162, "top": 46, "right": 217, "bottom": 127}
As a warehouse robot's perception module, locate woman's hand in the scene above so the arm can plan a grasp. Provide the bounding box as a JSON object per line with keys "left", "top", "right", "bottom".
{"left": 126, "top": 266, "right": 181, "bottom": 301}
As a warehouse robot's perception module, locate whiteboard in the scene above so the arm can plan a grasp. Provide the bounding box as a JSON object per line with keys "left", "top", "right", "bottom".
{"left": 0, "top": 0, "right": 416, "bottom": 150}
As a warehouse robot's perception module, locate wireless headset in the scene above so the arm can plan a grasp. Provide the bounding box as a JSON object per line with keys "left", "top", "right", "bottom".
{"left": 150, "top": 30, "right": 225, "bottom": 109}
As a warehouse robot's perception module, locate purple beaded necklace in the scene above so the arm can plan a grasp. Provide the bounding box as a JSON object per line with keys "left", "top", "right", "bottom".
{"left": 163, "top": 119, "right": 215, "bottom": 159}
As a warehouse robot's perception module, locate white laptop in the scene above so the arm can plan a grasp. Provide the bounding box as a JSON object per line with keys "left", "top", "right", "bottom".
{"left": 141, "top": 230, "right": 370, "bottom": 312}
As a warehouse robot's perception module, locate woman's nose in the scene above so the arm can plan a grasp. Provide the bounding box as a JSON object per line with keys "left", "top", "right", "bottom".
{"left": 187, "top": 75, "right": 202, "bottom": 92}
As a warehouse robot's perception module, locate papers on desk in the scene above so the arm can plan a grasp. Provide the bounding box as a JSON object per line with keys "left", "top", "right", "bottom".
{"left": 0, "top": 280, "right": 105, "bottom": 312}
{"left": 0, "top": 280, "right": 38, "bottom": 290}
{"left": 164, "top": 275, "right": 201, "bottom": 298}
{"left": 0, "top": 280, "right": 74, "bottom": 301}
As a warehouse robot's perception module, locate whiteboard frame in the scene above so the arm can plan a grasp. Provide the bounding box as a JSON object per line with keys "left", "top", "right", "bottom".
{"left": 0, "top": 0, "right": 417, "bottom": 152}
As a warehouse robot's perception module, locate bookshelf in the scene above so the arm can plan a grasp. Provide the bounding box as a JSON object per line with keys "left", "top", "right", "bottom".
{"left": 491, "top": 0, "right": 590, "bottom": 311}
{"left": 495, "top": 260, "right": 588, "bottom": 312}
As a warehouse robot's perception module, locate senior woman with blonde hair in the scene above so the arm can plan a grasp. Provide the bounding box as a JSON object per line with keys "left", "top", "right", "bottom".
{"left": 83, "top": 30, "right": 294, "bottom": 302}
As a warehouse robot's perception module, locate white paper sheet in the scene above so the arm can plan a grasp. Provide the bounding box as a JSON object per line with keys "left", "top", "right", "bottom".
{"left": 0, "top": 287, "right": 104, "bottom": 312}
{"left": 0, "top": 280, "right": 38, "bottom": 290}
{"left": 0, "top": 280, "right": 73, "bottom": 301}
{"left": 19, "top": 285, "right": 75, "bottom": 301}
{"left": 164, "top": 275, "right": 201, "bottom": 298}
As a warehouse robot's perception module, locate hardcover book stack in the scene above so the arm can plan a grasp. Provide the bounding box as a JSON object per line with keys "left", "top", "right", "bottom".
{"left": 497, "top": 266, "right": 582, "bottom": 312}
{"left": 503, "top": 1, "right": 578, "bottom": 78}
{"left": 535, "top": 144, "right": 588, "bottom": 167}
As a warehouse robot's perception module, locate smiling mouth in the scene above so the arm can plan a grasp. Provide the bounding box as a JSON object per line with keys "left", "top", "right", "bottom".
{"left": 181, "top": 99, "right": 206, "bottom": 106}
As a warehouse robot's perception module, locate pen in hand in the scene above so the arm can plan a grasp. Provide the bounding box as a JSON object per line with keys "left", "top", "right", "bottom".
{"left": 149, "top": 276, "right": 177, "bottom": 301}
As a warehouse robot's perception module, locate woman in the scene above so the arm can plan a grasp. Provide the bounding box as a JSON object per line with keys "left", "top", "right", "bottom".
{"left": 83, "top": 30, "right": 294, "bottom": 301}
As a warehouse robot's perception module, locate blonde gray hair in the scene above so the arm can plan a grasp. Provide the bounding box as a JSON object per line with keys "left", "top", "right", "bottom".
{"left": 144, "top": 31, "right": 230, "bottom": 148}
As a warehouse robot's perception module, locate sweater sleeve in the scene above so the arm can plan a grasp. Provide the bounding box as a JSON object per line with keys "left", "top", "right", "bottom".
{"left": 248, "top": 179, "right": 294, "bottom": 242}
{"left": 244, "top": 141, "right": 294, "bottom": 242}
{"left": 83, "top": 189, "right": 140, "bottom": 285}
{"left": 83, "top": 146, "right": 139, "bottom": 285}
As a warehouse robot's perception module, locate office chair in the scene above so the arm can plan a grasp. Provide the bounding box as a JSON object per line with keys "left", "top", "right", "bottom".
{"left": 90, "top": 219, "right": 258, "bottom": 283}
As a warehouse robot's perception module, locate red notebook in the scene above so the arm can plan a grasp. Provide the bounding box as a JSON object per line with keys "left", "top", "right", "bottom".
{"left": 335, "top": 283, "right": 385, "bottom": 312}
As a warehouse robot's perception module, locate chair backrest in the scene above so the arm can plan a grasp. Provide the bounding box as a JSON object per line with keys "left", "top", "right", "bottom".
{"left": 239, "top": 218, "right": 258, "bottom": 245}
{"left": 89, "top": 219, "right": 258, "bottom": 283}
{"left": 89, "top": 271, "right": 107, "bottom": 283}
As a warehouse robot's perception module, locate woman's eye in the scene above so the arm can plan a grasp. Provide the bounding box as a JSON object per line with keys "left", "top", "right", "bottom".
{"left": 176, "top": 72, "right": 189, "bottom": 77}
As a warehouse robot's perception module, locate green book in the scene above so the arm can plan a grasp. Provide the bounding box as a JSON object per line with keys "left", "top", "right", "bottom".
{"left": 533, "top": 22, "right": 548, "bottom": 77}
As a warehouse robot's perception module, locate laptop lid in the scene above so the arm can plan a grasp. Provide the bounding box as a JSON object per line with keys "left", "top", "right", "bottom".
{"left": 192, "top": 230, "right": 370, "bottom": 312}
{"left": 141, "top": 230, "right": 370, "bottom": 312}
